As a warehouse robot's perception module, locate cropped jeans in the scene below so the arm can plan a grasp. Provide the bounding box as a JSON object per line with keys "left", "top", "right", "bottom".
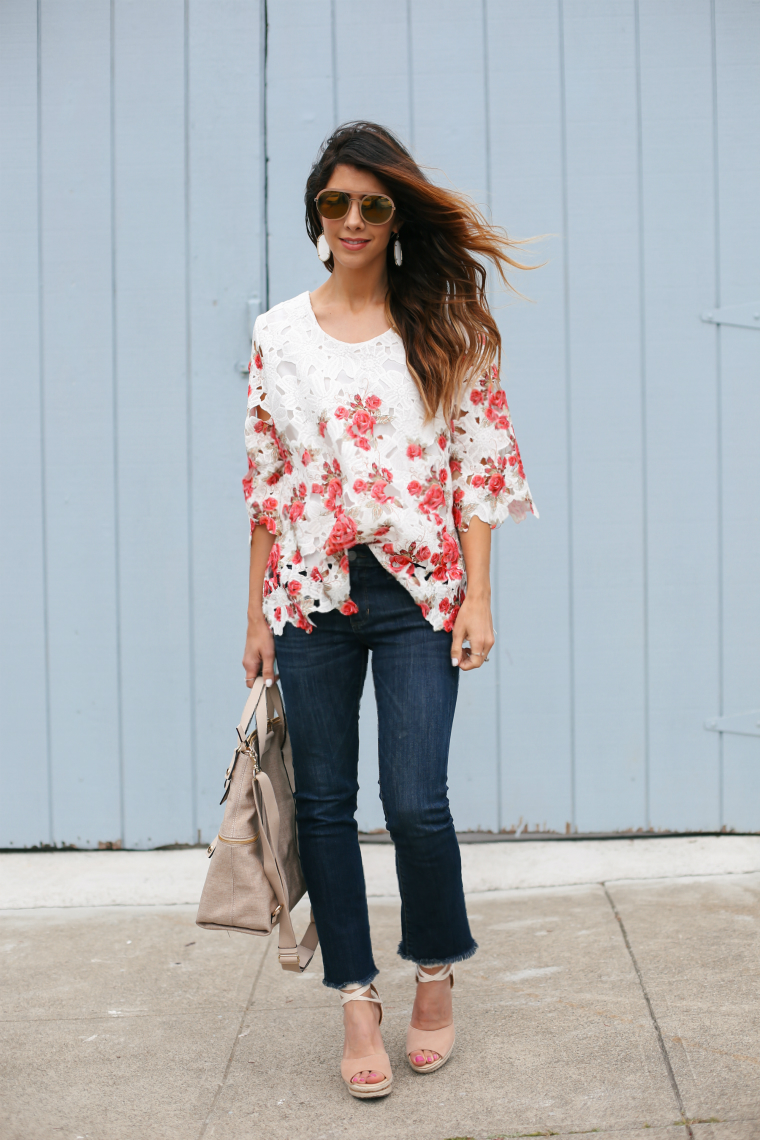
{"left": 274, "top": 544, "right": 477, "bottom": 989}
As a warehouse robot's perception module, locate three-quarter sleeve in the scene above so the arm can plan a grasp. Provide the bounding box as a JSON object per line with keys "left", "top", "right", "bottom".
{"left": 449, "top": 366, "right": 538, "bottom": 531}
{"left": 242, "top": 326, "right": 291, "bottom": 537}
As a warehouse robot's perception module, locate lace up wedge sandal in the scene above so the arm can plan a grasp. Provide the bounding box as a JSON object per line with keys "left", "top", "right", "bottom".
{"left": 406, "top": 963, "right": 455, "bottom": 1074}
{"left": 339, "top": 983, "right": 393, "bottom": 1099}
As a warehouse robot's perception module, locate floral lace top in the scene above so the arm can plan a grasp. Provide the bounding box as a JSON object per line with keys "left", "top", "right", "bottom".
{"left": 243, "top": 291, "right": 537, "bottom": 634}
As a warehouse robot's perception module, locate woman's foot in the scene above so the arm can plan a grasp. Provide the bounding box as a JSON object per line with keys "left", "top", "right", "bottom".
{"left": 341, "top": 984, "right": 389, "bottom": 1086}
{"left": 408, "top": 965, "right": 454, "bottom": 1067}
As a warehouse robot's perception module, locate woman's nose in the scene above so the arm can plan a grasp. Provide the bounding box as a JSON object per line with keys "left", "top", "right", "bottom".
{"left": 345, "top": 199, "right": 364, "bottom": 228}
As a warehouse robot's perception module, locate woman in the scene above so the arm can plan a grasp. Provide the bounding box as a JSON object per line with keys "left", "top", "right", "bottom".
{"left": 242, "top": 121, "right": 536, "bottom": 1099}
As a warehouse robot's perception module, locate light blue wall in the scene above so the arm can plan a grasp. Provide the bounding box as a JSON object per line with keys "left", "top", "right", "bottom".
{"left": 1, "top": 0, "right": 758, "bottom": 847}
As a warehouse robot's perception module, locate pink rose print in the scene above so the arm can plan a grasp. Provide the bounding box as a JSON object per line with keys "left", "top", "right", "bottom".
{"left": 442, "top": 605, "right": 460, "bottom": 633}
{"left": 353, "top": 463, "right": 396, "bottom": 505}
{"left": 419, "top": 602, "right": 430, "bottom": 619}
{"left": 325, "top": 510, "right": 358, "bottom": 556}
{"left": 428, "top": 527, "right": 462, "bottom": 584}
{"left": 469, "top": 388, "right": 483, "bottom": 405}
{"left": 287, "top": 580, "right": 302, "bottom": 595}
{"left": 353, "top": 409, "right": 373, "bottom": 434}
{"left": 471, "top": 474, "right": 484, "bottom": 488}
{"left": 417, "top": 545, "right": 431, "bottom": 561}
{"left": 437, "top": 433, "right": 447, "bottom": 450}
{"left": 291, "top": 550, "right": 302, "bottom": 565}
{"left": 274, "top": 606, "right": 282, "bottom": 623}
{"left": 381, "top": 540, "right": 427, "bottom": 578}
{"left": 421, "top": 484, "right": 445, "bottom": 510}
{"left": 406, "top": 441, "right": 423, "bottom": 460}
{"left": 310, "top": 566, "right": 323, "bottom": 582}
{"left": 340, "top": 555, "right": 349, "bottom": 573}
{"left": 302, "top": 449, "right": 312, "bottom": 466}
{"left": 487, "top": 473, "right": 505, "bottom": 496}
{"left": 250, "top": 341, "right": 263, "bottom": 371}
{"left": 289, "top": 501, "right": 304, "bottom": 521}
{"left": 334, "top": 393, "right": 388, "bottom": 449}
{"left": 340, "top": 599, "right": 359, "bottom": 615}
{"left": 312, "top": 459, "right": 345, "bottom": 511}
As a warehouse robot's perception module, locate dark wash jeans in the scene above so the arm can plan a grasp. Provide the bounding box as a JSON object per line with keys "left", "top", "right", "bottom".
{"left": 274, "top": 544, "right": 477, "bottom": 989}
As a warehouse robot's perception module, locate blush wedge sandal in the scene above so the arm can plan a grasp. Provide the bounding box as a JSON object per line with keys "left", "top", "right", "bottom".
{"left": 406, "top": 963, "right": 455, "bottom": 1074}
{"left": 339, "top": 983, "right": 393, "bottom": 1099}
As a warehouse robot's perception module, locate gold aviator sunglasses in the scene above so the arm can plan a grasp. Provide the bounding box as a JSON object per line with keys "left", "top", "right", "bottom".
{"left": 315, "top": 189, "right": 396, "bottom": 226}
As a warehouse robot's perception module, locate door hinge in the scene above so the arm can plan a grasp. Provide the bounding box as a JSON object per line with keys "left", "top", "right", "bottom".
{"left": 701, "top": 302, "right": 760, "bottom": 330}
{"left": 705, "top": 710, "right": 760, "bottom": 737}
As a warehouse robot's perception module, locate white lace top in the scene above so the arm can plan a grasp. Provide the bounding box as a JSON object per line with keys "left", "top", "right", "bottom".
{"left": 243, "top": 291, "right": 537, "bottom": 634}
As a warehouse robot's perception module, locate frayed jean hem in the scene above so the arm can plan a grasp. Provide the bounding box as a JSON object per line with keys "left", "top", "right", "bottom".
{"left": 396, "top": 941, "right": 478, "bottom": 967}
{"left": 322, "top": 966, "right": 379, "bottom": 991}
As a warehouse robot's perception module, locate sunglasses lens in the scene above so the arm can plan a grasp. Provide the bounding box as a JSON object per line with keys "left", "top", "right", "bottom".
{"left": 316, "top": 191, "right": 350, "bottom": 219}
{"left": 361, "top": 195, "right": 394, "bottom": 224}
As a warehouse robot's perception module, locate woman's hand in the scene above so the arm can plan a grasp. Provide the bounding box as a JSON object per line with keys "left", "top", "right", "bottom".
{"left": 453, "top": 515, "right": 494, "bottom": 671}
{"left": 450, "top": 593, "right": 495, "bottom": 671}
{"left": 243, "top": 521, "right": 277, "bottom": 688}
{"left": 243, "top": 611, "right": 276, "bottom": 688}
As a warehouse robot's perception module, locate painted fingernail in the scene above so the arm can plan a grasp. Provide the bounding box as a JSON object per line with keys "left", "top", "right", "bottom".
{"left": 265, "top": 679, "right": 273, "bottom": 688}
{"left": 451, "top": 657, "right": 459, "bottom": 667}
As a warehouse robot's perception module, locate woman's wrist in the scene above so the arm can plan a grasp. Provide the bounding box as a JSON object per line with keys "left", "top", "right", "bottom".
{"left": 247, "top": 608, "right": 267, "bottom": 626}
{"left": 463, "top": 583, "right": 491, "bottom": 604}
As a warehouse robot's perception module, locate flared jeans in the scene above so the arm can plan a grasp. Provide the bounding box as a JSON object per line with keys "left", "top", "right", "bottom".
{"left": 274, "top": 544, "right": 477, "bottom": 988}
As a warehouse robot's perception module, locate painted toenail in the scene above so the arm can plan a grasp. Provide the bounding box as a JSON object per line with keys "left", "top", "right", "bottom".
{"left": 415, "top": 1054, "right": 425, "bottom": 1063}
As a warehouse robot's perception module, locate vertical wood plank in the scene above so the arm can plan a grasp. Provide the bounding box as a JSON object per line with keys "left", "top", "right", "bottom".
{"left": 113, "top": 0, "right": 192, "bottom": 847}
{"left": 333, "top": 0, "right": 411, "bottom": 142}
{"left": 0, "top": 0, "right": 51, "bottom": 846}
{"left": 563, "top": 0, "right": 647, "bottom": 831}
{"left": 714, "top": 0, "right": 760, "bottom": 828}
{"left": 408, "top": 0, "right": 496, "bottom": 829}
{"left": 188, "top": 0, "right": 266, "bottom": 845}
{"left": 486, "top": 0, "right": 573, "bottom": 834}
{"left": 40, "top": 0, "right": 121, "bottom": 847}
{"left": 638, "top": 0, "right": 721, "bottom": 830}
{"left": 266, "top": 0, "right": 334, "bottom": 307}
{"left": 409, "top": 0, "right": 489, "bottom": 204}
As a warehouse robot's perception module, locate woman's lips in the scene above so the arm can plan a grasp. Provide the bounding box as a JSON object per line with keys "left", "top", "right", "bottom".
{"left": 339, "top": 238, "right": 370, "bottom": 249}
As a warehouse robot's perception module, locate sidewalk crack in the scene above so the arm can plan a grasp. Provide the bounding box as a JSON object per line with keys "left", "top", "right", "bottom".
{"left": 603, "top": 884, "right": 694, "bottom": 1140}
{"left": 196, "top": 938, "right": 272, "bottom": 1139}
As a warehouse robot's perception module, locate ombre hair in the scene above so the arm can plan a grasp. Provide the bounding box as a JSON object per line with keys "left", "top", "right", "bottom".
{"left": 304, "top": 121, "right": 536, "bottom": 421}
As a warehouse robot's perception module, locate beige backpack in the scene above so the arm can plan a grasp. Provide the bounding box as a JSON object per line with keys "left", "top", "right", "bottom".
{"left": 196, "top": 677, "right": 318, "bottom": 972}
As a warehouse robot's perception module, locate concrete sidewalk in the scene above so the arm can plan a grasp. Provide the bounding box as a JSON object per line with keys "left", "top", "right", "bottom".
{"left": 1, "top": 839, "right": 758, "bottom": 1140}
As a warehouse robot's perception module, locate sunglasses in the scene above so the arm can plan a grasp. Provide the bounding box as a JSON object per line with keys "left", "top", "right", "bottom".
{"left": 315, "top": 189, "right": 396, "bottom": 226}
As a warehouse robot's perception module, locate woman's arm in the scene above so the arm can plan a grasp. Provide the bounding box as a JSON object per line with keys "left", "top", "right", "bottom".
{"left": 242, "top": 522, "right": 276, "bottom": 688}
{"left": 451, "top": 516, "right": 495, "bottom": 671}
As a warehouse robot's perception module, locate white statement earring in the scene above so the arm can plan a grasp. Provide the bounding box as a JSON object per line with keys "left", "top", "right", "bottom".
{"left": 393, "top": 234, "right": 403, "bottom": 267}
{"left": 317, "top": 233, "right": 331, "bottom": 262}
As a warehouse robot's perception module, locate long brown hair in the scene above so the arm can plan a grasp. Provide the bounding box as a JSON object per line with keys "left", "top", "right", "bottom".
{"left": 305, "top": 121, "right": 536, "bottom": 420}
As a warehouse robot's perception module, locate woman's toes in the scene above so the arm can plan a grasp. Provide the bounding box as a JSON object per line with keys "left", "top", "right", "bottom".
{"left": 413, "top": 1054, "right": 425, "bottom": 1065}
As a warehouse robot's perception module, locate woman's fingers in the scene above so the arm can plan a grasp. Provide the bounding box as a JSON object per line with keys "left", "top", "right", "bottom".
{"left": 450, "top": 627, "right": 464, "bottom": 668}
{"left": 260, "top": 641, "right": 276, "bottom": 687}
